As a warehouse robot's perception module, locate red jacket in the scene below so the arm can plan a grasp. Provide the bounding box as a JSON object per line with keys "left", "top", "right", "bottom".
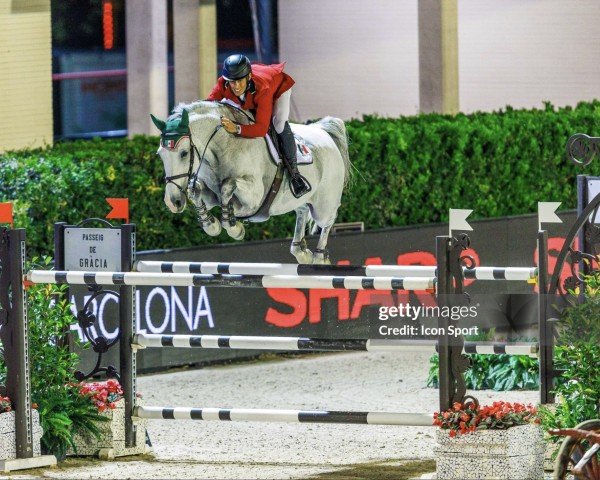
{"left": 206, "top": 63, "right": 295, "bottom": 138}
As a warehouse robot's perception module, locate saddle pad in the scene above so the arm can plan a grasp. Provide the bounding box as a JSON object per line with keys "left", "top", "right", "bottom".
{"left": 265, "top": 134, "right": 313, "bottom": 166}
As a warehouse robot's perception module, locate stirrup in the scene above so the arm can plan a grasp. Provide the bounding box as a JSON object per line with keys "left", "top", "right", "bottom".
{"left": 290, "top": 174, "right": 311, "bottom": 198}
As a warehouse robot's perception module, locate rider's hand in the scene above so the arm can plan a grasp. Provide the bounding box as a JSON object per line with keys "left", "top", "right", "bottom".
{"left": 220, "top": 116, "right": 240, "bottom": 134}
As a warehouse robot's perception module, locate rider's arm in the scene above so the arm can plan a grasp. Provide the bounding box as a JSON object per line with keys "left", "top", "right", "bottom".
{"left": 238, "top": 91, "right": 273, "bottom": 138}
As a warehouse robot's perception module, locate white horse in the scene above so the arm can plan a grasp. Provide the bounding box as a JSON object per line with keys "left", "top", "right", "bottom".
{"left": 151, "top": 101, "right": 351, "bottom": 264}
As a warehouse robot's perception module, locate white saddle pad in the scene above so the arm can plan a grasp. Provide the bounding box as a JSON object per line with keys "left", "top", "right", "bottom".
{"left": 265, "top": 135, "right": 313, "bottom": 165}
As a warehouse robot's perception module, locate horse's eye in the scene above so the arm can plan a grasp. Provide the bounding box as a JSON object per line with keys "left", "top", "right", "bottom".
{"left": 180, "top": 151, "right": 188, "bottom": 159}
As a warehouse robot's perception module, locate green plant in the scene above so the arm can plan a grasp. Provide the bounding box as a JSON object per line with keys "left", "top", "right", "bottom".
{"left": 554, "top": 273, "right": 600, "bottom": 347}
{"left": 540, "top": 271, "right": 600, "bottom": 437}
{"left": 37, "top": 384, "right": 107, "bottom": 459}
{"left": 18, "top": 257, "right": 108, "bottom": 458}
{"left": 427, "top": 353, "right": 539, "bottom": 391}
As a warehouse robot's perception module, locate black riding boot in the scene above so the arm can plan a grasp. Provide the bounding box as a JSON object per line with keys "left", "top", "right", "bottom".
{"left": 278, "top": 122, "right": 311, "bottom": 198}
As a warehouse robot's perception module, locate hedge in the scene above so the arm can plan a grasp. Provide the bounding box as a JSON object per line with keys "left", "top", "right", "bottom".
{"left": 1, "top": 101, "right": 600, "bottom": 256}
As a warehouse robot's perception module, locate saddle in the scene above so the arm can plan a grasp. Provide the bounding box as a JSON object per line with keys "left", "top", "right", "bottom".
{"left": 218, "top": 100, "right": 311, "bottom": 222}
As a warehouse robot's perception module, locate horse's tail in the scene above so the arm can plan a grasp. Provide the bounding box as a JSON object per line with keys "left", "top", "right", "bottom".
{"left": 316, "top": 116, "right": 352, "bottom": 186}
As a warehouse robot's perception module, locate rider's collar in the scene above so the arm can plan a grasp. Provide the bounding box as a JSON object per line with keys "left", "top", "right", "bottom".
{"left": 161, "top": 133, "right": 189, "bottom": 150}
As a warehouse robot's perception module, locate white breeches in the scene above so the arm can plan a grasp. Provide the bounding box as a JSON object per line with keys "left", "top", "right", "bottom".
{"left": 272, "top": 88, "right": 292, "bottom": 134}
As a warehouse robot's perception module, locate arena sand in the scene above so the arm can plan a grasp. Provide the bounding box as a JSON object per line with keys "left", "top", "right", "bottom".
{"left": 10, "top": 351, "right": 538, "bottom": 479}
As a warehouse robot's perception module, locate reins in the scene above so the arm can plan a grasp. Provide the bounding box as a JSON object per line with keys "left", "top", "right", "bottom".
{"left": 162, "top": 102, "right": 263, "bottom": 211}
{"left": 189, "top": 125, "right": 222, "bottom": 192}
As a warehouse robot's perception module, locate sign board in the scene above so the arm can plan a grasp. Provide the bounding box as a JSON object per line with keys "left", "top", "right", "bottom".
{"left": 64, "top": 227, "right": 122, "bottom": 271}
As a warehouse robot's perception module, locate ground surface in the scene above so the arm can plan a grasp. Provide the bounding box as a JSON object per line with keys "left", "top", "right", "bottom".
{"left": 7, "top": 351, "right": 538, "bottom": 479}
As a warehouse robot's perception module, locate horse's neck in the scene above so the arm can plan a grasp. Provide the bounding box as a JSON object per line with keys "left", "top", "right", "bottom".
{"left": 190, "top": 117, "right": 269, "bottom": 173}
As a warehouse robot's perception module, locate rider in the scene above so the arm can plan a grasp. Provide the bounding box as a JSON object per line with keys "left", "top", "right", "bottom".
{"left": 206, "top": 54, "right": 311, "bottom": 198}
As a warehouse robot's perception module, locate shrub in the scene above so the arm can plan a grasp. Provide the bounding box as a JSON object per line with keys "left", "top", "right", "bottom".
{"left": 2, "top": 101, "right": 600, "bottom": 256}
{"left": 427, "top": 352, "right": 539, "bottom": 391}
{"left": 540, "top": 271, "right": 600, "bottom": 436}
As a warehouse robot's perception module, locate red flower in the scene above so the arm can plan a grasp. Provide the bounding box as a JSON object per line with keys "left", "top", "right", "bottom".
{"left": 77, "top": 380, "right": 129, "bottom": 412}
{"left": 434, "top": 400, "right": 538, "bottom": 436}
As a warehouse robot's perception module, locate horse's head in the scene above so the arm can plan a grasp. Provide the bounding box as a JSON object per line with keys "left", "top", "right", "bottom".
{"left": 151, "top": 109, "right": 195, "bottom": 213}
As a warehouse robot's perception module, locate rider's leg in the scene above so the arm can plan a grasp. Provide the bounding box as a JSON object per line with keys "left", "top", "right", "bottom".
{"left": 273, "top": 90, "right": 311, "bottom": 198}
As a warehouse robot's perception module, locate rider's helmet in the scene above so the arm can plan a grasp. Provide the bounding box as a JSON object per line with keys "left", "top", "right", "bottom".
{"left": 222, "top": 54, "right": 251, "bottom": 81}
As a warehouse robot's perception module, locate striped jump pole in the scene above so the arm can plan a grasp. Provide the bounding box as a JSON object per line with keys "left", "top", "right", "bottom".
{"left": 132, "top": 334, "right": 539, "bottom": 357}
{"left": 26, "top": 270, "right": 436, "bottom": 291}
{"left": 134, "top": 260, "right": 537, "bottom": 281}
{"left": 134, "top": 406, "right": 434, "bottom": 426}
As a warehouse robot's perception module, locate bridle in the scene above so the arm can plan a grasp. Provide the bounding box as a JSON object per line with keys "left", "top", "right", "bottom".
{"left": 162, "top": 125, "right": 222, "bottom": 197}
{"left": 162, "top": 102, "right": 254, "bottom": 198}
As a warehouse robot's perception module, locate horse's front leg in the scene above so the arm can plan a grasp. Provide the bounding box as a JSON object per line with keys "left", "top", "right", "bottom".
{"left": 220, "top": 178, "right": 245, "bottom": 240}
{"left": 291, "top": 204, "right": 313, "bottom": 264}
{"left": 313, "top": 224, "right": 333, "bottom": 265}
{"left": 187, "top": 179, "right": 221, "bottom": 236}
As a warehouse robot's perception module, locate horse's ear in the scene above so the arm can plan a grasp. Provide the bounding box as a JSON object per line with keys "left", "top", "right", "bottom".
{"left": 150, "top": 114, "right": 166, "bottom": 133}
{"left": 180, "top": 109, "right": 189, "bottom": 130}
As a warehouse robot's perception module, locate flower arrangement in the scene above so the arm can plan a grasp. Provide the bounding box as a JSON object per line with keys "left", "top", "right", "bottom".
{"left": 0, "top": 395, "right": 12, "bottom": 413}
{"left": 78, "top": 380, "right": 123, "bottom": 412}
{"left": 433, "top": 401, "right": 539, "bottom": 437}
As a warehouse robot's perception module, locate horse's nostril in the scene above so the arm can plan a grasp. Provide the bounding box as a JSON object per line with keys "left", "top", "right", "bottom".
{"left": 174, "top": 198, "right": 182, "bottom": 209}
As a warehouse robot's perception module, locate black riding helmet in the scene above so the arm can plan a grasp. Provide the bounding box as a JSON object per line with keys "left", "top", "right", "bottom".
{"left": 222, "top": 54, "right": 251, "bottom": 81}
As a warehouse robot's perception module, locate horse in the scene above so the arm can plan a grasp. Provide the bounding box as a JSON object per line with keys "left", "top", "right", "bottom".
{"left": 151, "top": 100, "right": 351, "bottom": 264}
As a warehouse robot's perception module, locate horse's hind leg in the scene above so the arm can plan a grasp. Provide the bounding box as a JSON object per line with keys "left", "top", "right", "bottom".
{"left": 220, "top": 178, "right": 245, "bottom": 240}
{"left": 291, "top": 204, "right": 313, "bottom": 264}
{"left": 313, "top": 224, "right": 333, "bottom": 265}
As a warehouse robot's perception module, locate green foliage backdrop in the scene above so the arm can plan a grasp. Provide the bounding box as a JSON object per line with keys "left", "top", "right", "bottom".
{"left": 1, "top": 101, "right": 600, "bottom": 256}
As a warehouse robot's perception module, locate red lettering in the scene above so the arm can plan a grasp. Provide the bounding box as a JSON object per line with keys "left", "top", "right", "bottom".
{"left": 265, "top": 288, "right": 307, "bottom": 328}
{"left": 308, "top": 260, "right": 350, "bottom": 323}
{"left": 350, "top": 257, "right": 396, "bottom": 318}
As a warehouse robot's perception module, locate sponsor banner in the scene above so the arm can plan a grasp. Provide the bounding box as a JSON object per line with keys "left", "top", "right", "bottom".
{"left": 72, "top": 211, "right": 575, "bottom": 373}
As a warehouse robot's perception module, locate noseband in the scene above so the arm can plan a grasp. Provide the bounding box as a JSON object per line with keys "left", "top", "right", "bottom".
{"left": 162, "top": 125, "right": 223, "bottom": 197}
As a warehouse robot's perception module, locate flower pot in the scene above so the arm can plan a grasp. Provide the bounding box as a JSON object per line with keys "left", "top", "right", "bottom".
{"left": 67, "top": 399, "right": 147, "bottom": 459}
{"left": 0, "top": 410, "right": 43, "bottom": 460}
{"left": 434, "top": 424, "right": 545, "bottom": 479}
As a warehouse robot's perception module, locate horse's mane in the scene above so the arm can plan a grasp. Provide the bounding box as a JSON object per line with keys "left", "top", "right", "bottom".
{"left": 169, "top": 101, "right": 255, "bottom": 126}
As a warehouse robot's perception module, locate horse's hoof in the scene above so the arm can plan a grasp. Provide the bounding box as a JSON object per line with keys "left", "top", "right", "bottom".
{"left": 312, "top": 252, "right": 330, "bottom": 265}
{"left": 224, "top": 221, "right": 245, "bottom": 241}
{"left": 203, "top": 217, "right": 222, "bottom": 237}
{"left": 292, "top": 249, "right": 313, "bottom": 264}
